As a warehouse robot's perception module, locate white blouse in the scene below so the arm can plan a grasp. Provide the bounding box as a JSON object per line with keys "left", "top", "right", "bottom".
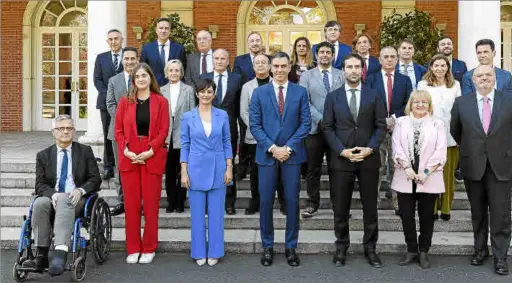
{"left": 417, "top": 80, "right": 461, "bottom": 147}
{"left": 202, "top": 120, "right": 212, "bottom": 137}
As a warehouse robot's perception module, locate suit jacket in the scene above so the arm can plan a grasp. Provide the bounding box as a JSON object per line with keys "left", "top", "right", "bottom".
{"left": 249, "top": 82, "right": 312, "bottom": 166}
{"left": 288, "top": 63, "right": 316, "bottom": 83}
{"left": 35, "top": 142, "right": 101, "bottom": 199}
{"left": 312, "top": 42, "right": 352, "bottom": 69}
{"left": 461, "top": 67, "right": 512, "bottom": 95}
{"left": 184, "top": 52, "right": 209, "bottom": 88}
{"left": 161, "top": 81, "right": 196, "bottom": 149}
{"left": 93, "top": 51, "right": 123, "bottom": 110}
{"left": 233, "top": 53, "right": 255, "bottom": 85}
{"left": 114, "top": 93, "right": 170, "bottom": 175}
{"left": 240, "top": 77, "right": 272, "bottom": 144}
{"left": 451, "top": 90, "right": 512, "bottom": 181}
{"left": 140, "top": 40, "right": 186, "bottom": 86}
{"left": 322, "top": 86, "right": 387, "bottom": 170}
{"left": 391, "top": 115, "right": 447, "bottom": 194}
{"left": 106, "top": 72, "right": 128, "bottom": 140}
{"left": 299, "top": 67, "right": 345, "bottom": 134}
{"left": 395, "top": 62, "right": 427, "bottom": 88}
{"left": 366, "top": 56, "right": 382, "bottom": 77}
{"left": 366, "top": 71, "right": 413, "bottom": 118}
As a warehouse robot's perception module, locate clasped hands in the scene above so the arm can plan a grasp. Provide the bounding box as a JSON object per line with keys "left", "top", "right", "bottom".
{"left": 340, "top": 147, "right": 373, "bottom": 162}
{"left": 404, "top": 168, "right": 429, "bottom": 185}
{"left": 124, "top": 147, "right": 154, "bottom": 164}
{"left": 271, "top": 146, "right": 291, "bottom": 162}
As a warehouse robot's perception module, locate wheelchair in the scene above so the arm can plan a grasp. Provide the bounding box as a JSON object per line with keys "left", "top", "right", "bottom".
{"left": 12, "top": 193, "right": 112, "bottom": 282}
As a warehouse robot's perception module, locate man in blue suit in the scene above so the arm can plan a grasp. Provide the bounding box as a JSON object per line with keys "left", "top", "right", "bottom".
{"left": 396, "top": 39, "right": 427, "bottom": 90}
{"left": 436, "top": 36, "right": 467, "bottom": 83}
{"left": 352, "top": 33, "right": 381, "bottom": 82}
{"left": 250, "top": 52, "right": 311, "bottom": 267}
{"left": 312, "top": 21, "right": 352, "bottom": 70}
{"left": 201, "top": 49, "right": 242, "bottom": 215}
{"left": 462, "top": 39, "right": 512, "bottom": 96}
{"left": 93, "top": 28, "right": 124, "bottom": 181}
{"left": 140, "top": 18, "right": 186, "bottom": 86}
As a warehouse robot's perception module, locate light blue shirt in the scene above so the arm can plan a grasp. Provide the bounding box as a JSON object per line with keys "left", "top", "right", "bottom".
{"left": 399, "top": 61, "right": 416, "bottom": 90}
{"left": 476, "top": 89, "right": 495, "bottom": 123}
{"left": 54, "top": 144, "right": 76, "bottom": 193}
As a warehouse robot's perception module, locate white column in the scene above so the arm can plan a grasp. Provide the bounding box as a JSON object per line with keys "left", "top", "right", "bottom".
{"left": 79, "top": 1, "right": 126, "bottom": 156}
{"left": 458, "top": 0, "right": 501, "bottom": 70}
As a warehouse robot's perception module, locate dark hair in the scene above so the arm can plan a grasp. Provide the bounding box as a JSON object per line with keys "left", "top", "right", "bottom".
{"left": 475, "top": 39, "right": 495, "bottom": 51}
{"left": 324, "top": 20, "right": 341, "bottom": 31}
{"left": 290, "top": 37, "right": 314, "bottom": 67}
{"left": 253, "top": 53, "right": 271, "bottom": 64}
{"left": 156, "top": 17, "right": 171, "bottom": 25}
{"left": 122, "top": 47, "right": 138, "bottom": 57}
{"left": 127, "top": 63, "right": 162, "bottom": 103}
{"left": 398, "top": 38, "right": 415, "bottom": 49}
{"left": 342, "top": 53, "right": 364, "bottom": 69}
{"left": 272, "top": 52, "right": 290, "bottom": 63}
{"left": 315, "top": 41, "right": 335, "bottom": 55}
{"left": 195, "top": 78, "right": 217, "bottom": 93}
{"left": 107, "top": 29, "right": 121, "bottom": 35}
{"left": 437, "top": 35, "right": 453, "bottom": 45}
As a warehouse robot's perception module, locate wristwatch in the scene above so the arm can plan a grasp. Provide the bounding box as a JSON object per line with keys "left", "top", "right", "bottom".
{"left": 424, "top": 168, "right": 430, "bottom": 175}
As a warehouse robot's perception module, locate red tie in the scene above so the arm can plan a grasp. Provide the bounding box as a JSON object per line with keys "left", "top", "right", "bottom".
{"left": 386, "top": 72, "right": 393, "bottom": 113}
{"left": 278, "top": 86, "right": 284, "bottom": 116}
{"left": 362, "top": 59, "right": 368, "bottom": 81}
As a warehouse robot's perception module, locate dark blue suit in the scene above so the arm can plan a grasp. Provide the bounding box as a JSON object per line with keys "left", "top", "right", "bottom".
{"left": 249, "top": 82, "right": 311, "bottom": 249}
{"left": 366, "top": 71, "right": 413, "bottom": 117}
{"left": 395, "top": 63, "right": 426, "bottom": 89}
{"left": 140, "top": 40, "right": 186, "bottom": 86}
{"left": 233, "top": 53, "right": 255, "bottom": 85}
{"left": 312, "top": 42, "right": 352, "bottom": 69}
{"left": 366, "top": 56, "right": 382, "bottom": 77}
{"left": 461, "top": 67, "right": 512, "bottom": 95}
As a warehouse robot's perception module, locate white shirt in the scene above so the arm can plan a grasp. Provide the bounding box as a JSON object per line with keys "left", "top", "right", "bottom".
{"left": 318, "top": 66, "right": 333, "bottom": 88}
{"left": 111, "top": 51, "right": 122, "bottom": 70}
{"left": 272, "top": 80, "right": 288, "bottom": 103}
{"left": 54, "top": 144, "right": 76, "bottom": 193}
{"left": 399, "top": 60, "right": 417, "bottom": 90}
{"left": 332, "top": 41, "right": 339, "bottom": 61}
{"left": 124, "top": 71, "right": 130, "bottom": 91}
{"left": 381, "top": 69, "right": 395, "bottom": 112}
{"left": 199, "top": 49, "right": 213, "bottom": 74}
{"left": 214, "top": 70, "right": 228, "bottom": 100}
{"left": 169, "top": 82, "right": 180, "bottom": 117}
{"left": 344, "top": 83, "right": 362, "bottom": 113}
{"left": 158, "top": 39, "right": 170, "bottom": 65}
{"left": 202, "top": 120, "right": 212, "bottom": 137}
{"left": 476, "top": 89, "right": 495, "bottom": 123}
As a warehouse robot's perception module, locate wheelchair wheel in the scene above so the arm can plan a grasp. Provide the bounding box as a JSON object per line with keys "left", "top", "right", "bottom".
{"left": 90, "top": 197, "right": 112, "bottom": 264}
{"left": 12, "top": 257, "right": 28, "bottom": 282}
{"left": 71, "top": 256, "right": 86, "bottom": 282}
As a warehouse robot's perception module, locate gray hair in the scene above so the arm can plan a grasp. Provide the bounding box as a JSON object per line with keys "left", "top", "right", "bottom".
{"left": 164, "top": 59, "right": 184, "bottom": 79}
{"left": 52, "top": 114, "right": 74, "bottom": 129}
{"left": 214, "top": 48, "right": 230, "bottom": 58}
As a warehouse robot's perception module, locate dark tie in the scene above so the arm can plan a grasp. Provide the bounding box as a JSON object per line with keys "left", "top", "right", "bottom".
{"left": 201, "top": 53, "right": 207, "bottom": 75}
{"left": 127, "top": 77, "right": 131, "bottom": 91}
{"left": 216, "top": 74, "right": 223, "bottom": 105}
{"left": 160, "top": 44, "right": 166, "bottom": 66}
{"left": 386, "top": 72, "right": 393, "bottom": 113}
{"left": 58, "top": 149, "right": 68, "bottom": 193}
{"left": 278, "top": 86, "right": 284, "bottom": 117}
{"left": 400, "top": 64, "right": 409, "bottom": 76}
{"left": 362, "top": 58, "right": 368, "bottom": 81}
{"left": 322, "top": 69, "right": 330, "bottom": 92}
{"left": 113, "top": 54, "right": 119, "bottom": 71}
{"left": 349, "top": 89, "right": 358, "bottom": 121}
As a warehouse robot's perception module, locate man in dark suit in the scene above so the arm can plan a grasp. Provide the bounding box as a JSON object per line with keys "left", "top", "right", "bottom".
{"left": 396, "top": 38, "right": 426, "bottom": 90}
{"left": 366, "top": 46, "right": 413, "bottom": 213}
{"left": 436, "top": 36, "right": 467, "bottom": 83}
{"left": 184, "top": 30, "right": 213, "bottom": 88}
{"left": 140, "top": 17, "right": 186, "bottom": 86}
{"left": 22, "top": 115, "right": 101, "bottom": 276}
{"left": 250, "top": 52, "right": 311, "bottom": 267}
{"left": 322, "top": 53, "right": 387, "bottom": 268}
{"left": 352, "top": 33, "right": 381, "bottom": 82}
{"left": 201, "top": 48, "right": 242, "bottom": 215}
{"left": 93, "top": 28, "right": 124, "bottom": 181}
{"left": 312, "top": 21, "right": 352, "bottom": 70}
{"left": 451, "top": 65, "right": 512, "bottom": 276}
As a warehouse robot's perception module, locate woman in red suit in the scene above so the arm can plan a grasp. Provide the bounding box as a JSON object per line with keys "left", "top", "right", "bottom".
{"left": 114, "top": 63, "right": 170, "bottom": 264}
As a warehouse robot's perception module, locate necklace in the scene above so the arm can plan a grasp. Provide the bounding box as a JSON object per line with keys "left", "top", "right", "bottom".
{"left": 137, "top": 91, "right": 150, "bottom": 104}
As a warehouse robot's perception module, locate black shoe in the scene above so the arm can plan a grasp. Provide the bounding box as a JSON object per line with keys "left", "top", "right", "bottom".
{"left": 226, "top": 207, "right": 236, "bottom": 215}
{"left": 364, "top": 251, "right": 382, "bottom": 268}
{"left": 440, "top": 213, "right": 451, "bottom": 221}
{"left": 332, "top": 248, "right": 347, "bottom": 266}
{"left": 111, "top": 204, "right": 125, "bottom": 216}
{"left": 385, "top": 191, "right": 392, "bottom": 199}
{"left": 455, "top": 169, "right": 463, "bottom": 183}
{"left": 470, "top": 250, "right": 489, "bottom": 266}
{"left": 260, "top": 248, "right": 274, "bottom": 266}
{"left": 279, "top": 203, "right": 286, "bottom": 215}
{"left": 175, "top": 207, "right": 184, "bottom": 213}
{"left": 166, "top": 206, "right": 175, "bottom": 213}
{"left": 398, "top": 252, "right": 418, "bottom": 266}
{"left": 245, "top": 205, "right": 259, "bottom": 215}
{"left": 102, "top": 169, "right": 115, "bottom": 180}
{"left": 22, "top": 247, "right": 49, "bottom": 271}
{"left": 285, "top": 248, "right": 300, "bottom": 267}
{"left": 494, "top": 259, "right": 509, "bottom": 275}
{"left": 394, "top": 209, "right": 400, "bottom": 216}
{"left": 235, "top": 172, "right": 246, "bottom": 181}
{"left": 419, "top": 252, "right": 431, "bottom": 269}
{"left": 433, "top": 214, "right": 439, "bottom": 221}
{"left": 48, "top": 250, "right": 67, "bottom": 276}
{"left": 301, "top": 207, "right": 318, "bottom": 219}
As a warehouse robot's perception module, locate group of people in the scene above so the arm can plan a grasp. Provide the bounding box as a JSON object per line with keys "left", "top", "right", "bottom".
{"left": 26, "top": 17, "right": 512, "bottom": 277}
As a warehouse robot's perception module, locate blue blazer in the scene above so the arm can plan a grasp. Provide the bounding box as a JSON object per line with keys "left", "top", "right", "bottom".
{"left": 461, "top": 67, "right": 512, "bottom": 95}
{"left": 249, "top": 83, "right": 311, "bottom": 166}
{"left": 93, "top": 51, "right": 123, "bottom": 110}
{"left": 233, "top": 53, "right": 255, "bottom": 86}
{"left": 367, "top": 56, "right": 382, "bottom": 77}
{"left": 180, "top": 107, "right": 233, "bottom": 191}
{"left": 395, "top": 62, "right": 426, "bottom": 88}
{"left": 366, "top": 72, "right": 413, "bottom": 118}
{"left": 312, "top": 42, "right": 352, "bottom": 69}
{"left": 451, "top": 58, "right": 468, "bottom": 83}
{"left": 140, "top": 40, "right": 186, "bottom": 86}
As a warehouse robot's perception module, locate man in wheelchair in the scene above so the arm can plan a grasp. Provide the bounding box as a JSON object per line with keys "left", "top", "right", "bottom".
{"left": 22, "top": 114, "right": 101, "bottom": 276}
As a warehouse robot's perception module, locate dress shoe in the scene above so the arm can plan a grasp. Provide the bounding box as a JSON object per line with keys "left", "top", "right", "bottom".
{"left": 433, "top": 213, "right": 439, "bottom": 221}
{"left": 419, "top": 252, "right": 431, "bottom": 269}
{"left": 394, "top": 209, "right": 400, "bottom": 216}
{"left": 440, "top": 213, "right": 451, "bottom": 221}
{"left": 48, "top": 250, "right": 67, "bottom": 276}
{"left": 126, "top": 253, "right": 140, "bottom": 264}
{"left": 301, "top": 207, "right": 318, "bottom": 219}
{"left": 102, "top": 169, "right": 115, "bottom": 180}
{"left": 207, "top": 258, "right": 219, "bottom": 266}
{"left": 139, "top": 252, "right": 155, "bottom": 264}
{"left": 111, "top": 204, "right": 125, "bottom": 216}
{"left": 225, "top": 207, "right": 236, "bottom": 215}
{"left": 398, "top": 252, "right": 418, "bottom": 266}
{"left": 385, "top": 191, "right": 393, "bottom": 199}
{"left": 494, "top": 259, "right": 509, "bottom": 275}
{"left": 245, "top": 207, "right": 259, "bottom": 215}
{"left": 364, "top": 251, "right": 382, "bottom": 268}
{"left": 470, "top": 250, "right": 489, "bottom": 266}
{"left": 175, "top": 207, "right": 185, "bottom": 213}
{"left": 165, "top": 206, "right": 175, "bottom": 213}
{"left": 280, "top": 206, "right": 287, "bottom": 216}
{"left": 22, "top": 247, "right": 49, "bottom": 271}
{"left": 285, "top": 248, "right": 300, "bottom": 267}
{"left": 332, "top": 248, "right": 347, "bottom": 266}
{"left": 196, "top": 258, "right": 206, "bottom": 266}
{"left": 260, "top": 248, "right": 274, "bottom": 266}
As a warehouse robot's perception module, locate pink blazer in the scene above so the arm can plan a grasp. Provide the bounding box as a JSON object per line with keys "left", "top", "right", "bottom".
{"left": 391, "top": 115, "right": 447, "bottom": 194}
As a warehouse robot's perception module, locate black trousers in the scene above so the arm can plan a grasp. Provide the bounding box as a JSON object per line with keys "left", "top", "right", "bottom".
{"left": 100, "top": 109, "right": 115, "bottom": 170}
{"left": 238, "top": 118, "right": 251, "bottom": 177}
{"left": 331, "top": 167, "right": 379, "bottom": 251}
{"left": 165, "top": 147, "right": 186, "bottom": 210}
{"left": 305, "top": 133, "right": 330, "bottom": 209}
{"left": 225, "top": 141, "right": 238, "bottom": 208}
{"left": 465, "top": 162, "right": 512, "bottom": 260}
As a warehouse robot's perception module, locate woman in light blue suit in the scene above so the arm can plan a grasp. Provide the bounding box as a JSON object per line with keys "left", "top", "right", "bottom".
{"left": 180, "top": 79, "right": 233, "bottom": 267}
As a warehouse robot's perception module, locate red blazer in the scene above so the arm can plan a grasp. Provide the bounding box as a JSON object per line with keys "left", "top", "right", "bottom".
{"left": 114, "top": 92, "right": 170, "bottom": 175}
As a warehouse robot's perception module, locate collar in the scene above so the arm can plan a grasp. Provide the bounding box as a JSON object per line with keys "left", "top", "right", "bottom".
{"left": 399, "top": 60, "right": 413, "bottom": 67}
{"left": 170, "top": 81, "right": 180, "bottom": 87}
{"left": 56, "top": 143, "right": 72, "bottom": 152}
{"left": 329, "top": 41, "right": 339, "bottom": 47}
{"left": 318, "top": 65, "right": 332, "bottom": 73}
{"left": 158, "top": 39, "right": 170, "bottom": 46}
{"left": 111, "top": 50, "right": 122, "bottom": 56}
{"left": 124, "top": 71, "right": 130, "bottom": 77}
{"left": 381, "top": 69, "right": 395, "bottom": 76}
{"left": 345, "top": 83, "right": 362, "bottom": 92}
{"left": 201, "top": 49, "right": 212, "bottom": 56}
{"left": 272, "top": 80, "right": 289, "bottom": 90}
{"left": 214, "top": 70, "right": 228, "bottom": 78}
{"left": 476, "top": 89, "right": 495, "bottom": 102}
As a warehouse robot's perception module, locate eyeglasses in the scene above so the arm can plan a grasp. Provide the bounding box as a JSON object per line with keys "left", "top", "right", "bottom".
{"left": 412, "top": 100, "right": 429, "bottom": 105}
{"left": 54, "top": 127, "right": 75, "bottom": 132}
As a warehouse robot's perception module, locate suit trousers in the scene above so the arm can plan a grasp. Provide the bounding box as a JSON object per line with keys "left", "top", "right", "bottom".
{"left": 238, "top": 118, "right": 251, "bottom": 176}
{"left": 259, "top": 163, "right": 301, "bottom": 249}
{"left": 464, "top": 162, "right": 512, "bottom": 260}
{"left": 112, "top": 141, "right": 123, "bottom": 203}
{"left": 189, "top": 187, "right": 226, "bottom": 259}
{"left": 378, "top": 132, "right": 395, "bottom": 206}
{"left": 305, "top": 133, "right": 330, "bottom": 209}
{"left": 225, "top": 141, "right": 238, "bottom": 208}
{"left": 100, "top": 109, "right": 115, "bottom": 170}
{"left": 330, "top": 167, "right": 379, "bottom": 251}
{"left": 165, "top": 147, "right": 186, "bottom": 210}
{"left": 435, "top": 147, "right": 459, "bottom": 215}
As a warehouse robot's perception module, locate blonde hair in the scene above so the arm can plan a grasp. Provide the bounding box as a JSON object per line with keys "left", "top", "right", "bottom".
{"left": 404, "top": 90, "right": 434, "bottom": 116}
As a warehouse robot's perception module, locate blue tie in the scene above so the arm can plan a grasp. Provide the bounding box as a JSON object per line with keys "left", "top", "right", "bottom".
{"left": 216, "top": 74, "right": 223, "bottom": 105}
{"left": 160, "top": 44, "right": 166, "bottom": 66}
{"left": 322, "top": 69, "right": 330, "bottom": 92}
{"left": 58, "top": 149, "right": 68, "bottom": 193}
{"left": 127, "top": 77, "right": 131, "bottom": 90}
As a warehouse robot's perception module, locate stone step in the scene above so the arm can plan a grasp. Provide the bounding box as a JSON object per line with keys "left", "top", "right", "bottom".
{"left": 0, "top": 188, "right": 472, "bottom": 210}
{"left": 0, "top": 207, "right": 479, "bottom": 232}
{"left": 2, "top": 227, "right": 508, "bottom": 255}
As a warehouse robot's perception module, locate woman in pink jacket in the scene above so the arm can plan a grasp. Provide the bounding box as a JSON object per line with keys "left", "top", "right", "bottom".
{"left": 391, "top": 90, "right": 447, "bottom": 269}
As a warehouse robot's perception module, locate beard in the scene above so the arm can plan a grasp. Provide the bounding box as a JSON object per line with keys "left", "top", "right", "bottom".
{"left": 346, "top": 75, "right": 361, "bottom": 85}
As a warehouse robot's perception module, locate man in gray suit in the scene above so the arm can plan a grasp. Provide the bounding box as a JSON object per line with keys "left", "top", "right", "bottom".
{"left": 184, "top": 30, "right": 213, "bottom": 88}
{"left": 300, "top": 41, "right": 345, "bottom": 218}
{"left": 106, "top": 47, "right": 138, "bottom": 216}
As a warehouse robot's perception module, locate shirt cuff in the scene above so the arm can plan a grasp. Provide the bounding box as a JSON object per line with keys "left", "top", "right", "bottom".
{"left": 268, "top": 144, "right": 277, "bottom": 153}
{"left": 78, "top": 188, "right": 86, "bottom": 195}
{"left": 285, "top": 146, "right": 293, "bottom": 153}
